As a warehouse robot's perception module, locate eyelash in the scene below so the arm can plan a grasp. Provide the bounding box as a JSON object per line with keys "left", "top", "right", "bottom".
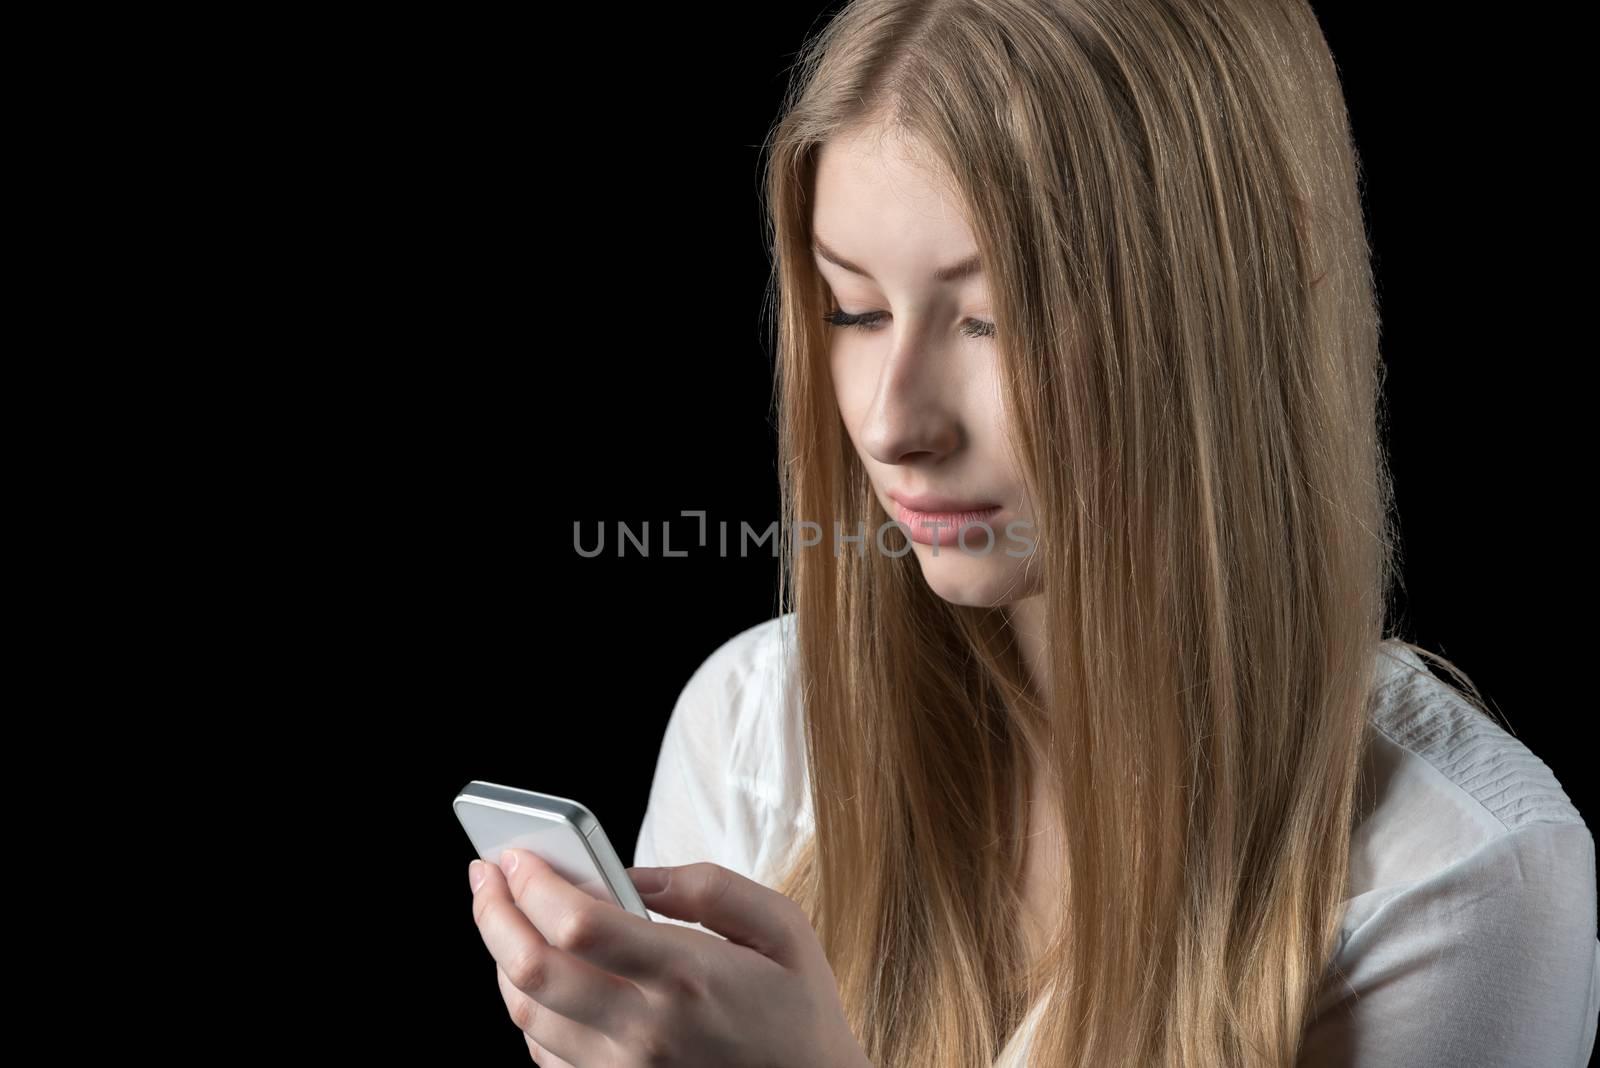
{"left": 822, "top": 307, "right": 997, "bottom": 340}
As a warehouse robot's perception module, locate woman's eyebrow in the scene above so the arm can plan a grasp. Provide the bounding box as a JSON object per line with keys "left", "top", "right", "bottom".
{"left": 812, "top": 236, "right": 984, "bottom": 284}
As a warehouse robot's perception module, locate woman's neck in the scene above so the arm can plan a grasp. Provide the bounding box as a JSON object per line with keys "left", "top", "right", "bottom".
{"left": 1006, "top": 594, "right": 1052, "bottom": 701}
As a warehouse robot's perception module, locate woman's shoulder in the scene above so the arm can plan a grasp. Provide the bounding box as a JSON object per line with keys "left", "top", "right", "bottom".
{"left": 1350, "top": 641, "right": 1588, "bottom": 898}
{"left": 1302, "top": 642, "right": 1599, "bottom": 1064}
{"left": 672, "top": 612, "right": 812, "bottom": 822}
{"left": 680, "top": 613, "right": 795, "bottom": 693}
{"left": 672, "top": 615, "right": 796, "bottom": 751}
{"left": 634, "top": 613, "right": 809, "bottom": 903}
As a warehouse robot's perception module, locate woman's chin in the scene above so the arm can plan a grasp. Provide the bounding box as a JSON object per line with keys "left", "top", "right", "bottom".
{"left": 913, "top": 548, "right": 1035, "bottom": 607}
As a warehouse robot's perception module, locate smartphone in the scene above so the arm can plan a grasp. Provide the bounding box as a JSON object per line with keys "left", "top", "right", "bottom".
{"left": 453, "top": 780, "right": 651, "bottom": 920}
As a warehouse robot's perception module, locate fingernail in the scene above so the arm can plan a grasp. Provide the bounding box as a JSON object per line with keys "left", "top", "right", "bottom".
{"left": 469, "top": 860, "right": 486, "bottom": 892}
{"left": 630, "top": 866, "right": 668, "bottom": 893}
{"left": 500, "top": 851, "right": 519, "bottom": 876}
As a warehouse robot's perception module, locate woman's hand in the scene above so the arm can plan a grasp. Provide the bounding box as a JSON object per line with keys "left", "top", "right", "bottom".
{"left": 468, "top": 849, "right": 871, "bottom": 1067}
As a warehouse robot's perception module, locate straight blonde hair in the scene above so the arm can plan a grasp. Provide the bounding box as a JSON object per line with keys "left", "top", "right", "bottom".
{"left": 758, "top": 2, "right": 1492, "bottom": 1065}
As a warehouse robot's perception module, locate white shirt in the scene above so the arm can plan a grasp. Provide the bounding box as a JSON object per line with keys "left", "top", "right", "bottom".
{"left": 633, "top": 614, "right": 1600, "bottom": 1067}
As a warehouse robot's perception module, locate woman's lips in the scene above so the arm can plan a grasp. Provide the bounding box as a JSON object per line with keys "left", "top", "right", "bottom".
{"left": 894, "top": 502, "right": 1004, "bottom": 547}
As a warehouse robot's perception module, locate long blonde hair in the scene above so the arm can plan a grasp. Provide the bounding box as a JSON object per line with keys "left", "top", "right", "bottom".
{"left": 759, "top": 2, "right": 1491, "bottom": 1064}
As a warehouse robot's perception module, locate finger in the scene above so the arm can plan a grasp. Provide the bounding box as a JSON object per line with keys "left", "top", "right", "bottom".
{"left": 632, "top": 861, "right": 812, "bottom": 967}
{"left": 497, "top": 961, "right": 602, "bottom": 1067}
{"left": 472, "top": 857, "right": 643, "bottom": 1034}
{"left": 497, "top": 848, "right": 686, "bottom": 983}
{"left": 525, "top": 1029, "right": 580, "bottom": 1067}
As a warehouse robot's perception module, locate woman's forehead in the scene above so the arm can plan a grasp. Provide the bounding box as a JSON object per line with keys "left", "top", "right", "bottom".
{"left": 812, "top": 134, "right": 979, "bottom": 282}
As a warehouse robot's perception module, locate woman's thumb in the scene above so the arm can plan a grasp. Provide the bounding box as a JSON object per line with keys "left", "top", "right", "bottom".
{"left": 627, "top": 865, "right": 671, "bottom": 895}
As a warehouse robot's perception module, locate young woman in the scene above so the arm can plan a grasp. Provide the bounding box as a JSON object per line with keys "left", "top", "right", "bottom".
{"left": 468, "top": 2, "right": 1599, "bottom": 1064}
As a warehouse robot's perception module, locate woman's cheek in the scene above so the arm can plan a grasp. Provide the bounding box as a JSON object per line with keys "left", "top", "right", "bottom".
{"left": 829, "top": 348, "right": 874, "bottom": 433}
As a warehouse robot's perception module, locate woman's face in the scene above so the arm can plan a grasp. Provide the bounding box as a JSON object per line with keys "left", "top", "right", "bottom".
{"left": 812, "top": 126, "right": 1040, "bottom": 608}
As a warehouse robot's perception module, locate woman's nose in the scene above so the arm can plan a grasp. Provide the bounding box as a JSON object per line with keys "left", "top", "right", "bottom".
{"left": 857, "top": 339, "right": 962, "bottom": 465}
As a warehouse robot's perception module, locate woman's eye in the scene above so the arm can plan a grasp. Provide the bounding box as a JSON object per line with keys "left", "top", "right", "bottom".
{"left": 821, "top": 307, "right": 996, "bottom": 340}
{"left": 821, "top": 308, "right": 887, "bottom": 331}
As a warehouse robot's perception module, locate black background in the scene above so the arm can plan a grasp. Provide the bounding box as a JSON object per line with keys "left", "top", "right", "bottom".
{"left": 153, "top": 3, "right": 1591, "bottom": 1062}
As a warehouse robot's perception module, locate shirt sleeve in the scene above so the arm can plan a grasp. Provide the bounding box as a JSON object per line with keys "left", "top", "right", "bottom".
{"left": 1299, "top": 819, "right": 1600, "bottom": 1068}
